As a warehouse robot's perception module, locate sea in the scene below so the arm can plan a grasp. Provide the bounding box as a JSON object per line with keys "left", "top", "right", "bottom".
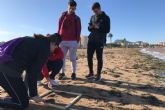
{"left": 140, "top": 48, "right": 165, "bottom": 78}
{"left": 140, "top": 48, "right": 165, "bottom": 61}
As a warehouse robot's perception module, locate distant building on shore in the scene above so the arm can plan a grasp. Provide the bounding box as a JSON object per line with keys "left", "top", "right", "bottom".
{"left": 134, "top": 41, "right": 149, "bottom": 48}
{"left": 114, "top": 39, "right": 149, "bottom": 48}
{"left": 80, "top": 36, "right": 88, "bottom": 48}
{"left": 158, "top": 42, "right": 165, "bottom": 47}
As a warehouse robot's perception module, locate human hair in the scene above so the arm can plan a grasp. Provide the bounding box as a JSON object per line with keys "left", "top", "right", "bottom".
{"left": 92, "top": 2, "right": 101, "bottom": 10}
{"left": 68, "top": 0, "right": 77, "bottom": 7}
{"left": 48, "top": 33, "right": 62, "bottom": 45}
{"left": 33, "top": 34, "right": 45, "bottom": 39}
{"left": 33, "top": 33, "right": 62, "bottom": 45}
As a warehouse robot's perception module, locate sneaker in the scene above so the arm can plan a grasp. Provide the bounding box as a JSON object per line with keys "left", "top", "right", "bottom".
{"left": 50, "top": 79, "right": 58, "bottom": 85}
{"left": 59, "top": 73, "right": 66, "bottom": 80}
{"left": 86, "top": 73, "right": 94, "bottom": 79}
{"left": 71, "top": 73, "right": 76, "bottom": 80}
{"left": 37, "top": 81, "right": 42, "bottom": 86}
{"left": 94, "top": 75, "right": 101, "bottom": 81}
{"left": 48, "top": 80, "right": 58, "bottom": 89}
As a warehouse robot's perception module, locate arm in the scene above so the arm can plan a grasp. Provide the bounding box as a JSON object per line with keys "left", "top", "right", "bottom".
{"left": 76, "top": 17, "right": 81, "bottom": 42}
{"left": 106, "top": 16, "right": 110, "bottom": 33}
{"left": 88, "top": 16, "right": 94, "bottom": 32}
{"left": 28, "top": 47, "right": 50, "bottom": 97}
{"left": 97, "top": 16, "right": 110, "bottom": 33}
{"left": 58, "top": 15, "right": 63, "bottom": 34}
{"left": 42, "top": 63, "right": 49, "bottom": 79}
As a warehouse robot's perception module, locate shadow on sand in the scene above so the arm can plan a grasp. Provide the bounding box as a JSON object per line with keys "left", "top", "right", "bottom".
{"left": 76, "top": 78, "right": 165, "bottom": 96}
{"left": 38, "top": 78, "right": 165, "bottom": 110}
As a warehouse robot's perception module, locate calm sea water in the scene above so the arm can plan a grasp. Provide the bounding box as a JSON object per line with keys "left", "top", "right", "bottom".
{"left": 140, "top": 48, "right": 165, "bottom": 78}
{"left": 140, "top": 48, "right": 165, "bottom": 61}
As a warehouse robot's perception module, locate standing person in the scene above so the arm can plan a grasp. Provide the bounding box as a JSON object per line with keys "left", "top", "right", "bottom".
{"left": 0, "top": 33, "right": 62, "bottom": 110}
{"left": 86, "top": 2, "right": 110, "bottom": 81}
{"left": 58, "top": 0, "right": 81, "bottom": 80}
{"left": 42, "top": 46, "right": 64, "bottom": 88}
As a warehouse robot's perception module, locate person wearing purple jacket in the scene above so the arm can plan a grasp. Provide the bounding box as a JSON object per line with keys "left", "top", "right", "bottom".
{"left": 0, "top": 33, "right": 61, "bottom": 110}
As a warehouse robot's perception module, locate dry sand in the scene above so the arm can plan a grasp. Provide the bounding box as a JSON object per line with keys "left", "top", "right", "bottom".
{"left": 0, "top": 48, "right": 165, "bottom": 110}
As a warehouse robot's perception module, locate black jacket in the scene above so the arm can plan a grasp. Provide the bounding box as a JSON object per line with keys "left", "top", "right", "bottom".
{"left": 7, "top": 37, "right": 50, "bottom": 77}
{"left": 88, "top": 12, "right": 110, "bottom": 43}
{"left": 0, "top": 37, "right": 50, "bottom": 97}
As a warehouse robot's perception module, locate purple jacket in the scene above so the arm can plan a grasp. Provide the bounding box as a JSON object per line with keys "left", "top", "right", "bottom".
{"left": 0, "top": 38, "right": 24, "bottom": 64}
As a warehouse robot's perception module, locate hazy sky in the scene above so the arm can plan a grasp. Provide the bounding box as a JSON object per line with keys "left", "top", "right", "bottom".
{"left": 0, "top": 0, "right": 165, "bottom": 43}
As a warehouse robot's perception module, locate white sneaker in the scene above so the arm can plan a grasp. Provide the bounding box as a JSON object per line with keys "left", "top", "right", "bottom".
{"left": 37, "top": 81, "right": 42, "bottom": 86}
{"left": 48, "top": 80, "right": 58, "bottom": 89}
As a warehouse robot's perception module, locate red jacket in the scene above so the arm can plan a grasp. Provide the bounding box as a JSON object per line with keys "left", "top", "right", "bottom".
{"left": 58, "top": 11, "right": 81, "bottom": 42}
{"left": 42, "top": 47, "right": 64, "bottom": 78}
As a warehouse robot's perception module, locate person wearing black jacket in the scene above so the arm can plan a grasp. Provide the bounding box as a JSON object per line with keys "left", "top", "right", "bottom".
{"left": 86, "top": 2, "right": 110, "bottom": 81}
{"left": 0, "top": 33, "right": 61, "bottom": 110}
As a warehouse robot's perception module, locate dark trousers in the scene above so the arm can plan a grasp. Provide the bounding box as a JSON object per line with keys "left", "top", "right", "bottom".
{"left": 87, "top": 41, "right": 104, "bottom": 76}
{"left": 47, "top": 59, "right": 63, "bottom": 79}
{"left": 0, "top": 73, "right": 29, "bottom": 110}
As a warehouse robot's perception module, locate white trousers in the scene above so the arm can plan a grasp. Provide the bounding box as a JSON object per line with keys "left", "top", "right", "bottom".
{"left": 60, "top": 41, "right": 78, "bottom": 73}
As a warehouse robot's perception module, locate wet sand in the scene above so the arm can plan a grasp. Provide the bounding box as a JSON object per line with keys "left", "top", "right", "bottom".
{"left": 0, "top": 48, "right": 165, "bottom": 110}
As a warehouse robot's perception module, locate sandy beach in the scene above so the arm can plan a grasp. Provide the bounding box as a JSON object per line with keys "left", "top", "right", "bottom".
{"left": 0, "top": 48, "right": 165, "bottom": 110}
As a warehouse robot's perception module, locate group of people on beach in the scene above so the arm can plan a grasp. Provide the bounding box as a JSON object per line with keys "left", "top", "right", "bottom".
{"left": 0, "top": 0, "right": 110, "bottom": 110}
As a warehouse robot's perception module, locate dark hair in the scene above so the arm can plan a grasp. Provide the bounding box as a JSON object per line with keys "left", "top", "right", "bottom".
{"left": 48, "top": 33, "right": 62, "bottom": 45}
{"left": 33, "top": 34, "right": 45, "bottom": 39}
{"left": 68, "top": 0, "right": 77, "bottom": 7}
{"left": 33, "top": 33, "right": 62, "bottom": 45}
{"left": 92, "top": 2, "right": 101, "bottom": 10}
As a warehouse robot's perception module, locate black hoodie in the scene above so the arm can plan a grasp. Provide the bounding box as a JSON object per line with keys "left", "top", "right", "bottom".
{"left": 0, "top": 37, "right": 50, "bottom": 78}
{"left": 88, "top": 12, "right": 110, "bottom": 43}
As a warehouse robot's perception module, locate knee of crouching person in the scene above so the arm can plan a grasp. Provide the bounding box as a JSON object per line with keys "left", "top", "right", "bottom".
{"left": 21, "top": 100, "right": 29, "bottom": 110}
{"left": 59, "top": 60, "right": 63, "bottom": 68}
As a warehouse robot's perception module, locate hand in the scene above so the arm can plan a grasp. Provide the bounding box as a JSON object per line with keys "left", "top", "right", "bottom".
{"left": 31, "top": 96, "right": 45, "bottom": 103}
{"left": 94, "top": 25, "right": 99, "bottom": 29}
{"left": 89, "top": 25, "right": 94, "bottom": 29}
{"left": 46, "top": 77, "right": 51, "bottom": 82}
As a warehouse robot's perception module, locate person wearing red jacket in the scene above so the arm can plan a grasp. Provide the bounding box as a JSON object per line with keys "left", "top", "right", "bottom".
{"left": 42, "top": 46, "right": 64, "bottom": 88}
{"left": 58, "top": 0, "right": 81, "bottom": 80}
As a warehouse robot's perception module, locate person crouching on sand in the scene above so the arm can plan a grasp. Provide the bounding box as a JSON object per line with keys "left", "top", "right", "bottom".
{"left": 0, "top": 33, "right": 62, "bottom": 110}
{"left": 42, "top": 40, "right": 64, "bottom": 88}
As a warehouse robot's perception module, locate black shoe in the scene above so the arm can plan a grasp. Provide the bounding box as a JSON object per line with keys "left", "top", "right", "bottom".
{"left": 86, "top": 73, "right": 94, "bottom": 79}
{"left": 59, "top": 73, "right": 66, "bottom": 80}
{"left": 71, "top": 73, "right": 76, "bottom": 80}
{"left": 94, "top": 75, "right": 101, "bottom": 81}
